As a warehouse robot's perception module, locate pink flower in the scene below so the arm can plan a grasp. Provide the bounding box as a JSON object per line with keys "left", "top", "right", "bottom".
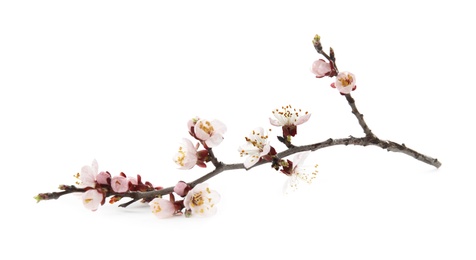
{"left": 238, "top": 127, "right": 271, "bottom": 169}
{"left": 311, "top": 59, "right": 332, "bottom": 78}
{"left": 96, "top": 171, "right": 110, "bottom": 185}
{"left": 82, "top": 189, "right": 104, "bottom": 211}
{"left": 174, "top": 181, "right": 191, "bottom": 197}
{"left": 184, "top": 183, "right": 221, "bottom": 217}
{"left": 283, "top": 151, "right": 318, "bottom": 194}
{"left": 149, "top": 198, "right": 175, "bottom": 219}
{"left": 173, "top": 138, "right": 199, "bottom": 169}
{"left": 189, "top": 118, "right": 227, "bottom": 148}
{"left": 269, "top": 105, "right": 311, "bottom": 138}
{"left": 111, "top": 176, "right": 129, "bottom": 193}
{"left": 331, "top": 71, "right": 356, "bottom": 94}
{"left": 79, "top": 159, "right": 99, "bottom": 188}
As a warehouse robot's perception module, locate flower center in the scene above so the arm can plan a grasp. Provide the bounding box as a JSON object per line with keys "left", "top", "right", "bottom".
{"left": 198, "top": 121, "right": 214, "bottom": 135}
{"left": 244, "top": 129, "right": 268, "bottom": 150}
{"left": 272, "top": 105, "right": 307, "bottom": 125}
{"left": 191, "top": 192, "right": 204, "bottom": 207}
{"left": 152, "top": 203, "right": 162, "bottom": 214}
{"left": 338, "top": 75, "right": 353, "bottom": 87}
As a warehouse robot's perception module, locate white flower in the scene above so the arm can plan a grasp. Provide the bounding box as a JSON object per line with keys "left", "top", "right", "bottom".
{"left": 238, "top": 127, "right": 271, "bottom": 169}
{"left": 284, "top": 151, "right": 318, "bottom": 194}
{"left": 184, "top": 183, "right": 221, "bottom": 217}
{"left": 149, "top": 198, "right": 175, "bottom": 219}
{"left": 193, "top": 119, "right": 227, "bottom": 147}
{"left": 82, "top": 189, "right": 103, "bottom": 211}
{"left": 79, "top": 159, "right": 99, "bottom": 188}
{"left": 173, "top": 138, "right": 199, "bottom": 169}
{"left": 269, "top": 105, "right": 311, "bottom": 138}
{"left": 270, "top": 105, "right": 311, "bottom": 127}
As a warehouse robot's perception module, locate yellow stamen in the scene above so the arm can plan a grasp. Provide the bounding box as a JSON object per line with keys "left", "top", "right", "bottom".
{"left": 338, "top": 75, "right": 353, "bottom": 87}
{"left": 191, "top": 192, "right": 204, "bottom": 207}
{"left": 198, "top": 121, "right": 214, "bottom": 135}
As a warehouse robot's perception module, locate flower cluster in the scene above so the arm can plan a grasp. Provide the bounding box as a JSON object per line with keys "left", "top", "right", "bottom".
{"left": 149, "top": 182, "right": 221, "bottom": 218}
{"left": 47, "top": 104, "right": 320, "bottom": 218}
{"left": 173, "top": 117, "right": 227, "bottom": 170}
{"left": 236, "top": 106, "right": 318, "bottom": 193}
{"left": 73, "top": 159, "right": 222, "bottom": 218}
{"left": 311, "top": 35, "right": 357, "bottom": 95}
{"left": 166, "top": 117, "right": 229, "bottom": 217}
{"left": 76, "top": 159, "right": 160, "bottom": 211}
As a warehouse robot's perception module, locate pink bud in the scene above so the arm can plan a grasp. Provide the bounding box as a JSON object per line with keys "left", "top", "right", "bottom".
{"left": 174, "top": 181, "right": 191, "bottom": 197}
{"left": 96, "top": 171, "right": 111, "bottom": 185}
{"left": 311, "top": 59, "right": 332, "bottom": 78}
{"left": 111, "top": 176, "right": 129, "bottom": 193}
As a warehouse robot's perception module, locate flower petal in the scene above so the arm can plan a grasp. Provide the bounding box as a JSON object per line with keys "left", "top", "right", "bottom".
{"left": 80, "top": 166, "right": 96, "bottom": 188}
{"left": 244, "top": 154, "right": 260, "bottom": 169}
{"left": 293, "top": 151, "right": 311, "bottom": 167}
{"left": 259, "top": 144, "right": 271, "bottom": 156}
{"left": 149, "top": 198, "right": 175, "bottom": 219}
{"left": 269, "top": 117, "right": 282, "bottom": 126}
{"left": 82, "top": 189, "right": 103, "bottom": 211}
{"left": 211, "top": 119, "right": 227, "bottom": 134}
{"left": 283, "top": 174, "right": 299, "bottom": 194}
{"left": 205, "top": 133, "right": 224, "bottom": 147}
{"left": 91, "top": 159, "right": 98, "bottom": 175}
{"left": 295, "top": 113, "right": 311, "bottom": 125}
{"left": 173, "top": 138, "right": 198, "bottom": 169}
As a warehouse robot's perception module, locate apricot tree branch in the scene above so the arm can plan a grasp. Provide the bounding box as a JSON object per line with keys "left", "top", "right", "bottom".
{"left": 35, "top": 34, "right": 442, "bottom": 212}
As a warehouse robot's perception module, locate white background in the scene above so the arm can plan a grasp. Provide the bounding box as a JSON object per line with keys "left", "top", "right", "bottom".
{"left": 1, "top": 1, "right": 475, "bottom": 259}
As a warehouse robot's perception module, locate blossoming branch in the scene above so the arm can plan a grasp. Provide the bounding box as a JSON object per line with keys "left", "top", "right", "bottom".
{"left": 35, "top": 34, "right": 441, "bottom": 219}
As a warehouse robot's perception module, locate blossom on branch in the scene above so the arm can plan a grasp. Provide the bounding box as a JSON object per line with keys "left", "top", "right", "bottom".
{"left": 281, "top": 151, "right": 318, "bottom": 194}
{"left": 238, "top": 127, "right": 273, "bottom": 169}
{"left": 174, "top": 181, "right": 191, "bottom": 197}
{"left": 82, "top": 189, "right": 104, "bottom": 211}
{"left": 173, "top": 138, "right": 200, "bottom": 169}
{"left": 149, "top": 198, "right": 175, "bottom": 219}
{"left": 111, "top": 175, "right": 129, "bottom": 193}
{"left": 184, "top": 183, "right": 220, "bottom": 217}
{"left": 331, "top": 71, "right": 357, "bottom": 95}
{"left": 78, "top": 159, "right": 99, "bottom": 188}
{"left": 188, "top": 117, "right": 227, "bottom": 148}
{"left": 33, "top": 33, "right": 443, "bottom": 220}
{"left": 311, "top": 59, "right": 333, "bottom": 78}
{"left": 96, "top": 171, "right": 111, "bottom": 185}
{"left": 269, "top": 105, "right": 311, "bottom": 138}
